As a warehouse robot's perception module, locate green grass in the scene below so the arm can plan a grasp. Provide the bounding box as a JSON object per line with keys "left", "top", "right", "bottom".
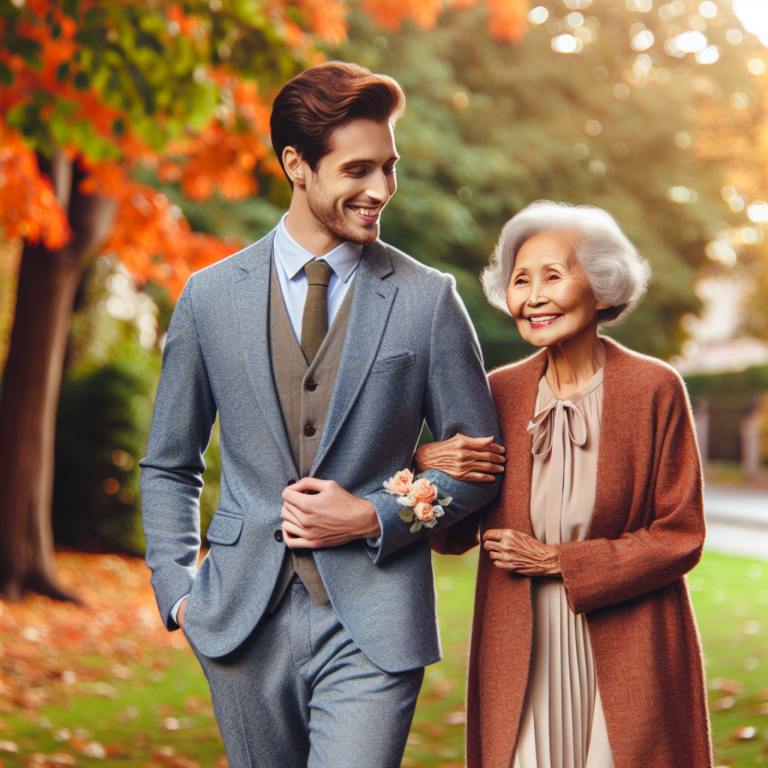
{"left": 1, "top": 550, "right": 767, "bottom": 767}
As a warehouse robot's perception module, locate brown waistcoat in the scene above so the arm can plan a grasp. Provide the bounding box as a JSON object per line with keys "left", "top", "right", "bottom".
{"left": 267, "top": 257, "right": 355, "bottom": 607}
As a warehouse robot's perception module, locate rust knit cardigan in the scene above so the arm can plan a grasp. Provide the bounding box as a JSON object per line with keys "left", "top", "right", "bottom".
{"left": 432, "top": 337, "right": 713, "bottom": 768}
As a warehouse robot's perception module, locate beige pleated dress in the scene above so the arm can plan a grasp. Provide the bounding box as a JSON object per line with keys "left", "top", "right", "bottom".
{"left": 512, "top": 368, "right": 614, "bottom": 768}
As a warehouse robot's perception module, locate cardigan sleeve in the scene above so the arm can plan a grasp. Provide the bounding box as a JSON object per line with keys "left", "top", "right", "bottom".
{"left": 557, "top": 376, "right": 705, "bottom": 615}
{"left": 431, "top": 508, "right": 482, "bottom": 555}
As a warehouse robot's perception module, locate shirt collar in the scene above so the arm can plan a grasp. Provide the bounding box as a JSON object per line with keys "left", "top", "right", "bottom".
{"left": 275, "top": 213, "right": 363, "bottom": 284}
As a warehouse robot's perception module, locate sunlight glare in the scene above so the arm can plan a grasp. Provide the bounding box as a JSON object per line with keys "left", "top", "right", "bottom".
{"left": 734, "top": 0, "right": 768, "bottom": 45}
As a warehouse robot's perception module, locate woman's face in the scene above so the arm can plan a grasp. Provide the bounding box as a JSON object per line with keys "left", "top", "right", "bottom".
{"left": 506, "top": 231, "right": 608, "bottom": 348}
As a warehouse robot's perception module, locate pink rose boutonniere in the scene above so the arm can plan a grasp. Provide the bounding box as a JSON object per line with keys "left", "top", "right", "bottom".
{"left": 383, "top": 471, "right": 453, "bottom": 532}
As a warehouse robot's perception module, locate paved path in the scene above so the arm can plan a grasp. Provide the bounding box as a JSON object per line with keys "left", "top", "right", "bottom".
{"left": 704, "top": 484, "right": 768, "bottom": 561}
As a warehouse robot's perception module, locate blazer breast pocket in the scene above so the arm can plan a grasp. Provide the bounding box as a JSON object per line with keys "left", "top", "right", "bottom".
{"left": 206, "top": 511, "right": 244, "bottom": 545}
{"left": 370, "top": 351, "right": 416, "bottom": 374}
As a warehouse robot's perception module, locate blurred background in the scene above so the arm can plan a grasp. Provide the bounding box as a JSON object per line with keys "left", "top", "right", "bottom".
{"left": 1, "top": 0, "right": 768, "bottom": 765}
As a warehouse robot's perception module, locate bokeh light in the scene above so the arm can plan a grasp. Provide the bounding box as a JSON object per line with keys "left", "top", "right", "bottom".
{"left": 696, "top": 45, "right": 721, "bottom": 64}
{"left": 527, "top": 6, "right": 548, "bottom": 25}
{"left": 552, "top": 33, "right": 582, "bottom": 53}
{"left": 675, "top": 30, "right": 709, "bottom": 53}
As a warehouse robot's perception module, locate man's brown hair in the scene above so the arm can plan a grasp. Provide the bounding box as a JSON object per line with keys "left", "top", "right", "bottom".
{"left": 270, "top": 62, "right": 405, "bottom": 179}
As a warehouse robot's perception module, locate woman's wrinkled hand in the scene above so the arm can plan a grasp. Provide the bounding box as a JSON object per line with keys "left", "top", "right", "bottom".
{"left": 414, "top": 433, "right": 505, "bottom": 482}
{"left": 483, "top": 528, "right": 561, "bottom": 575}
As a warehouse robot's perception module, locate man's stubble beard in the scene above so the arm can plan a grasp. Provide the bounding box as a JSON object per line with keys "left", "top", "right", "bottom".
{"left": 306, "top": 178, "right": 380, "bottom": 246}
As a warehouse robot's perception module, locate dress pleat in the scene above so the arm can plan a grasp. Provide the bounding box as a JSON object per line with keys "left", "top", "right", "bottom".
{"left": 512, "top": 369, "right": 614, "bottom": 768}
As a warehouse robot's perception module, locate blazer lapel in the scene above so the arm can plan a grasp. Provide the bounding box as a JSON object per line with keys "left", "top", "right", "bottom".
{"left": 311, "top": 240, "right": 397, "bottom": 474}
{"left": 233, "top": 231, "right": 299, "bottom": 478}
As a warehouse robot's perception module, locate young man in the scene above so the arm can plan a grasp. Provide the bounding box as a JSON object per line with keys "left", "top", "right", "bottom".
{"left": 141, "top": 62, "right": 501, "bottom": 768}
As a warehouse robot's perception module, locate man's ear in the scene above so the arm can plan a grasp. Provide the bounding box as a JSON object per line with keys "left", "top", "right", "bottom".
{"left": 283, "top": 147, "right": 307, "bottom": 188}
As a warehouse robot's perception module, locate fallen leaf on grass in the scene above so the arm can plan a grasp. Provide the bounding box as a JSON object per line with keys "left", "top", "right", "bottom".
{"left": 111, "top": 664, "right": 132, "bottom": 680}
{"left": 710, "top": 696, "right": 735, "bottom": 711}
{"left": 215, "top": 756, "right": 228, "bottom": 768}
{"left": 0, "top": 741, "right": 18, "bottom": 754}
{"left": 74, "top": 740, "right": 106, "bottom": 759}
{"left": 733, "top": 726, "right": 757, "bottom": 740}
{"left": 443, "top": 710, "right": 466, "bottom": 726}
{"left": 709, "top": 679, "right": 745, "bottom": 695}
{"left": 416, "top": 721, "right": 443, "bottom": 739}
{"left": 46, "top": 753, "right": 77, "bottom": 766}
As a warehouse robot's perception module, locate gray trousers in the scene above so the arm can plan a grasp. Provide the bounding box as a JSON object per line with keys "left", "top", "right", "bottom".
{"left": 191, "top": 577, "right": 424, "bottom": 768}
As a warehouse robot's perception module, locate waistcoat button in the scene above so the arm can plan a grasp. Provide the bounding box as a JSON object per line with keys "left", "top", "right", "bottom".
{"left": 304, "top": 424, "right": 316, "bottom": 437}
{"left": 306, "top": 379, "right": 317, "bottom": 392}
{"left": 274, "top": 529, "right": 284, "bottom": 543}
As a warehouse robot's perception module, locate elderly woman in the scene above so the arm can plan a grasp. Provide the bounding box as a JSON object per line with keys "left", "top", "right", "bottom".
{"left": 418, "top": 201, "right": 712, "bottom": 768}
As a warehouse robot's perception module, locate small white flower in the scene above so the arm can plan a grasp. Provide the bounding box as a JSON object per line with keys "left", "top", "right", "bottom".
{"left": 396, "top": 494, "right": 415, "bottom": 507}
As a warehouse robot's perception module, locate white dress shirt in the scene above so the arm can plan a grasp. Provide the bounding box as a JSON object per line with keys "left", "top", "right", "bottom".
{"left": 273, "top": 213, "right": 363, "bottom": 344}
{"left": 170, "top": 215, "right": 365, "bottom": 626}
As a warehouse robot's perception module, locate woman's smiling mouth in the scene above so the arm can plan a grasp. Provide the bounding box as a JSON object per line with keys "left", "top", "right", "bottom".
{"left": 527, "top": 314, "right": 563, "bottom": 329}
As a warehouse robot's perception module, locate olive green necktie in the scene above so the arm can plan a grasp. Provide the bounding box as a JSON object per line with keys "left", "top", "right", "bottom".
{"left": 301, "top": 260, "right": 334, "bottom": 364}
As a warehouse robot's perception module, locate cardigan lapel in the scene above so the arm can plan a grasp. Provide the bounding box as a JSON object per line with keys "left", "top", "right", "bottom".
{"left": 232, "top": 231, "right": 299, "bottom": 479}
{"left": 310, "top": 240, "right": 396, "bottom": 475}
{"left": 587, "top": 337, "right": 636, "bottom": 541}
{"left": 501, "top": 350, "right": 547, "bottom": 537}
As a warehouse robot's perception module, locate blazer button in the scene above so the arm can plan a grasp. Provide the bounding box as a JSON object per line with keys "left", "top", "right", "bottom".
{"left": 274, "top": 529, "right": 284, "bottom": 543}
{"left": 304, "top": 424, "right": 316, "bottom": 437}
{"left": 306, "top": 379, "right": 317, "bottom": 392}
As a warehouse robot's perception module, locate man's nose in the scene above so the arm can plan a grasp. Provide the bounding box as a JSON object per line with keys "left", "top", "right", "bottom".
{"left": 366, "top": 169, "right": 391, "bottom": 204}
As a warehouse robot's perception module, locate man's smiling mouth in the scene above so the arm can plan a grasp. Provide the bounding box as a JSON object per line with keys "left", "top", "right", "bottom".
{"left": 347, "top": 204, "right": 382, "bottom": 221}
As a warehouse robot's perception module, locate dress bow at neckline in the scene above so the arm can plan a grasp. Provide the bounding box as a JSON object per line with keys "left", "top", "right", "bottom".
{"left": 527, "top": 398, "right": 588, "bottom": 457}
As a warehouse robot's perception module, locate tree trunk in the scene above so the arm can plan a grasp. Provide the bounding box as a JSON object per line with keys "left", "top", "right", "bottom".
{"left": 0, "top": 152, "right": 115, "bottom": 601}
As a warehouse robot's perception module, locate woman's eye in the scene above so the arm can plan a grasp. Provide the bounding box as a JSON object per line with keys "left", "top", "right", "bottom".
{"left": 547, "top": 273, "right": 561, "bottom": 281}
{"left": 514, "top": 277, "right": 528, "bottom": 286}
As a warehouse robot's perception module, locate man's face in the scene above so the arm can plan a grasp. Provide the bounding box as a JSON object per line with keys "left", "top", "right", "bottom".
{"left": 303, "top": 119, "right": 399, "bottom": 245}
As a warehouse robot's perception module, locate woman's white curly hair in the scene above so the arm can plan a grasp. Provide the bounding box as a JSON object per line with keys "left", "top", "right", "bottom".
{"left": 481, "top": 200, "right": 653, "bottom": 325}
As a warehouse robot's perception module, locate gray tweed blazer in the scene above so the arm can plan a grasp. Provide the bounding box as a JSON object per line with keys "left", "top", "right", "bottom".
{"left": 140, "top": 229, "right": 501, "bottom": 672}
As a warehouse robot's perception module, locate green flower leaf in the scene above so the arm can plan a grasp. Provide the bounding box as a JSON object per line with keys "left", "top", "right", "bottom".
{"left": 437, "top": 496, "right": 453, "bottom": 506}
{"left": 399, "top": 508, "right": 415, "bottom": 523}
{"left": 410, "top": 521, "right": 423, "bottom": 533}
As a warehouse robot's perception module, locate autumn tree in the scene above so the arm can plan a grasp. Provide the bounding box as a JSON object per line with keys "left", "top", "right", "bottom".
{"left": 0, "top": 0, "right": 529, "bottom": 600}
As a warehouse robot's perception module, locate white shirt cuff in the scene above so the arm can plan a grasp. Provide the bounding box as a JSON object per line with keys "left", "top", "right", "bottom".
{"left": 170, "top": 594, "right": 190, "bottom": 625}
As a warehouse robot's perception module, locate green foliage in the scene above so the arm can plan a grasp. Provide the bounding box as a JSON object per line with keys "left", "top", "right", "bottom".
{"left": 53, "top": 358, "right": 155, "bottom": 555}
{"left": 329, "top": 2, "right": 748, "bottom": 360}
{"left": 685, "top": 364, "right": 768, "bottom": 403}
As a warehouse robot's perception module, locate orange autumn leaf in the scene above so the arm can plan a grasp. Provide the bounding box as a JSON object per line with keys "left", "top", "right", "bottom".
{"left": 0, "top": 121, "right": 71, "bottom": 250}
{"left": 361, "top": 0, "right": 444, "bottom": 31}
{"left": 484, "top": 0, "right": 528, "bottom": 42}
